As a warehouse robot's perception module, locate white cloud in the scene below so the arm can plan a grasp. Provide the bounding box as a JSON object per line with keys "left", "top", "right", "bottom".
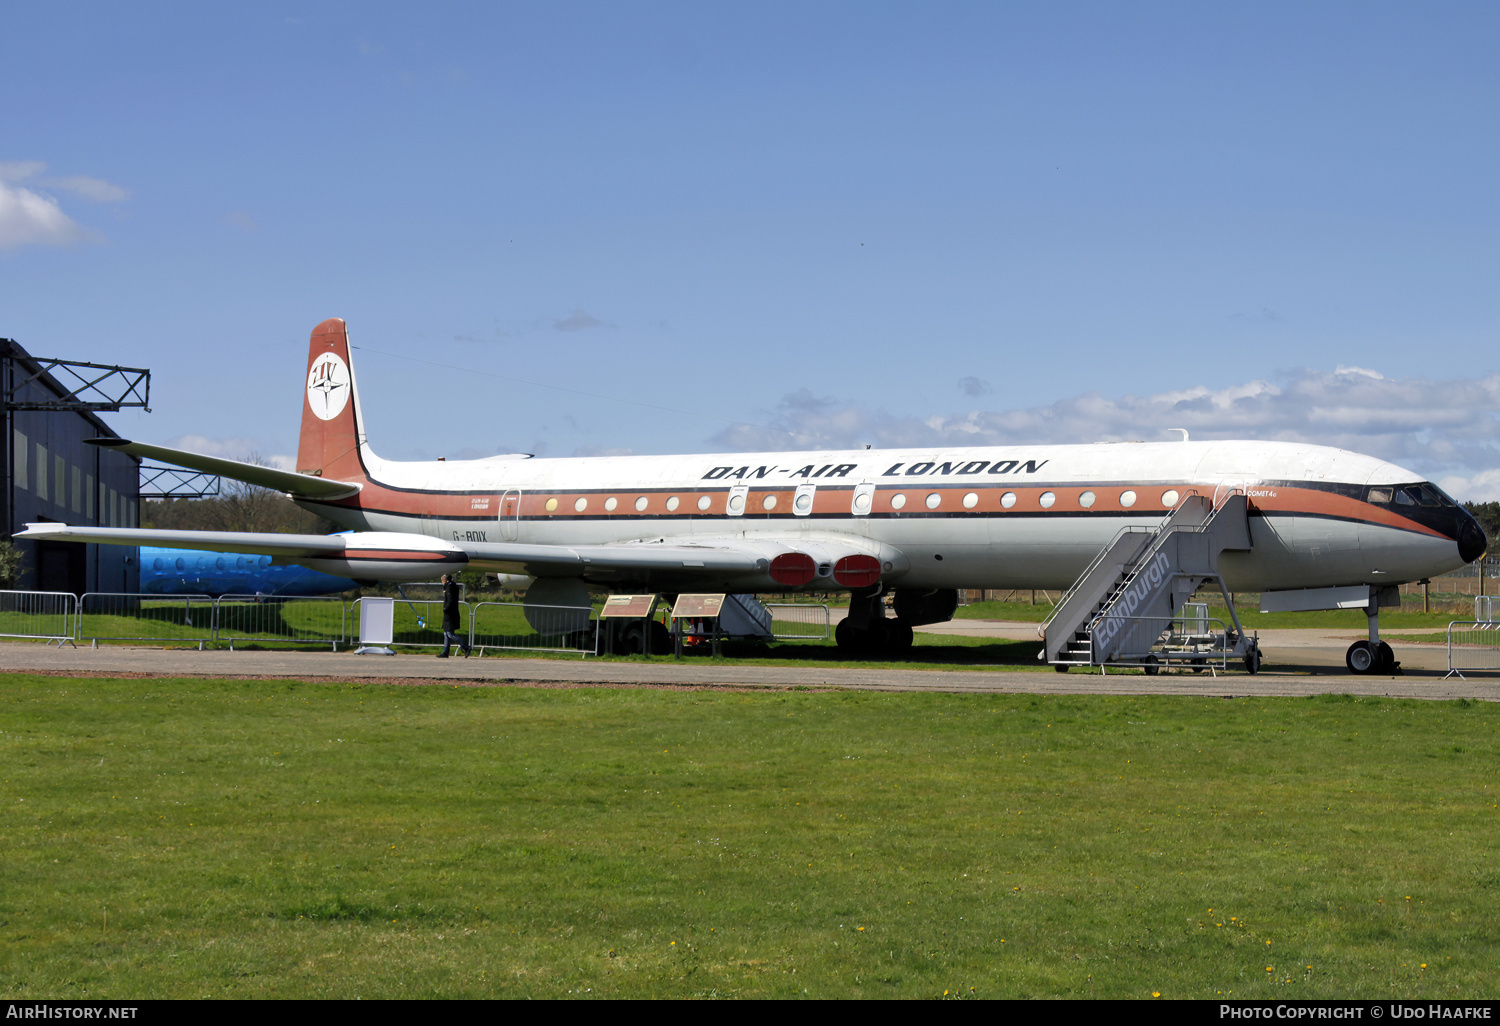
{"left": 1438, "top": 470, "right": 1500, "bottom": 504}
{"left": 0, "top": 161, "right": 46, "bottom": 183}
{"left": 164, "top": 435, "right": 295, "bottom": 472}
{"left": 0, "top": 178, "right": 86, "bottom": 250}
{"left": 0, "top": 161, "right": 128, "bottom": 250}
{"left": 713, "top": 368, "right": 1500, "bottom": 499}
{"left": 48, "top": 175, "right": 131, "bottom": 203}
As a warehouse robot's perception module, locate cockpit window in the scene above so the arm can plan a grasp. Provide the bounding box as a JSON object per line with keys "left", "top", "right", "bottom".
{"left": 1373, "top": 482, "right": 1454, "bottom": 508}
{"left": 1423, "top": 484, "right": 1458, "bottom": 507}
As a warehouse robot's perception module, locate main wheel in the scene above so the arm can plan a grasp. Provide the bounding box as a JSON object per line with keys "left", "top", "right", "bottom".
{"left": 618, "top": 622, "right": 646, "bottom": 656}
{"left": 835, "top": 618, "right": 882, "bottom": 658}
{"left": 883, "top": 619, "right": 915, "bottom": 656}
{"left": 1346, "top": 641, "right": 1376, "bottom": 674}
{"left": 1376, "top": 641, "right": 1395, "bottom": 673}
{"left": 1243, "top": 644, "right": 1261, "bottom": 675}
{"left": 835, "top": 618, "right": 855, "bottom": 652}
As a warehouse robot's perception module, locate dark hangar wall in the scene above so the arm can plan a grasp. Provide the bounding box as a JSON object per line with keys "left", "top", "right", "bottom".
{"left": 3, "top": 339, "right": 140, "bottom": 595}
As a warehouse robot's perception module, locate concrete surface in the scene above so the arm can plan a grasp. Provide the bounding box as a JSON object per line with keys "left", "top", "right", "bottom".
{"left": 0, "top": 620, "right": 1493, "bottom": 700}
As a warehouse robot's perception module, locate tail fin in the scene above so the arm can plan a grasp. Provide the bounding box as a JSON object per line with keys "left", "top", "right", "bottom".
{"left": 297, "top": 318, "right": 370, "bottom": 483}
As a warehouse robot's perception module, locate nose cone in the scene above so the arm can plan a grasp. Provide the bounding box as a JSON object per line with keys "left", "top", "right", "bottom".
{"left": 1457, "top": 509, "right": 1489, "bottom": 564}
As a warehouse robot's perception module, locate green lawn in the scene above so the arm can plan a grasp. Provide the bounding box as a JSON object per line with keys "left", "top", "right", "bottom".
{"left": 2, "top": 676, "right": 1496, "bottom": 999}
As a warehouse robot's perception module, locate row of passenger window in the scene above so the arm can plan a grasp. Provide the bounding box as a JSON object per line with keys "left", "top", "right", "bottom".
{"left": 532, "top": 487, "right": 1187, "bottom": 513}
{"left": 888, "top": 488, "right": 1182, "bottom": 510}
{"left": 151, "top": 555, "right": 272, "bottom": 572}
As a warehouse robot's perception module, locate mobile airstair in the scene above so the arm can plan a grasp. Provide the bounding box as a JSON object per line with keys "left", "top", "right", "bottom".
{"left": 1040, "top": 491, "right": 1260, "bottom": 673}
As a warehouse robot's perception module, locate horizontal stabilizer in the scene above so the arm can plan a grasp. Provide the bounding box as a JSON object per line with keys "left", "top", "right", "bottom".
{"left": 87, "top": 439, "right": 361, "bottom": 500}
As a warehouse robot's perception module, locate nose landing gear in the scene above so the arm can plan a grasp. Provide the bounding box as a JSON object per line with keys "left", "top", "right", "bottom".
{"left": 1348, "top": 595, "right": 1399, "bottom": 674}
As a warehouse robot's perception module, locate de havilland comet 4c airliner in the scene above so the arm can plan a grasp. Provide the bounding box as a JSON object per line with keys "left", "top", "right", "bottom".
{"left": 19, "top": 318, "right": 1487, "bottom": 674}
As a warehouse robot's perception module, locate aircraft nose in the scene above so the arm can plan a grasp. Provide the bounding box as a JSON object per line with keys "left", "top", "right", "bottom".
{"left": 1455, "top": 509, "right": 1488, "bottom": 564}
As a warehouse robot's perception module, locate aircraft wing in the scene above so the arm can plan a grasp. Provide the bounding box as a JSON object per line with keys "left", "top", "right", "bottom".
{"left": 87, "top": 439, "right": 362, "bottom": 500}
{"left": 17, "top": 523, "right": 906, "bottom": 590}
{"left": 16, "top": 523, "right": 355, "bottom": 559}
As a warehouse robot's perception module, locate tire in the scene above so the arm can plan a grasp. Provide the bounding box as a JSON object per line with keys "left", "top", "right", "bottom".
{"left": 884, "top": 619, "right": 915, "bottom": 656}
{"left": 1054, "top": 663, "right": 1070, "bottom": 673}
{"left": 1346, "top": 641, "right": 1376, "bottom": 674}
{"left": 619, "top": 623, "right": 645, "bottom": 656}
{"left": 1142, "top": 654, "right": 1160, "bottom": 676}
{"left": 1376, "top": 641, "right": 1395, "bottom": 673}
{"left": 835, "top": 618, "right": 854, "bottom": 652}
{"left": 1244, "top": 646, "right": 1260, "bottom": 675}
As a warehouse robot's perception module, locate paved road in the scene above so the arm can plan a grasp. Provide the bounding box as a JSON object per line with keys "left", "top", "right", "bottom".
{"left": 1, "top": 625, "right": 1493, "bottom": 700}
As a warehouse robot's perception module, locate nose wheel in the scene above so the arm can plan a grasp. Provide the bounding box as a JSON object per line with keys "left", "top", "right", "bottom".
{"left": 1345, "top": 640, "right": 1395, "bottom": 674}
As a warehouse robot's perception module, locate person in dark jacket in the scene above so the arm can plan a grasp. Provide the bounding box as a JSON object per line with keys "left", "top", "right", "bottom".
{"left": 437, "top": 573, "right": 470, "bottom": 657}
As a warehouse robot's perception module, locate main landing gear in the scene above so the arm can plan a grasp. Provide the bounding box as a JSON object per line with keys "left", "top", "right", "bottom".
{"left": 835, "top": 586, "right": 915, "bottom": 658}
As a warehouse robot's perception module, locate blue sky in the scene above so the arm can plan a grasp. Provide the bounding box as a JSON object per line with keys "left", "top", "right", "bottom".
{"left": 3, "top": 1, "right": 1498, "bottom": 497}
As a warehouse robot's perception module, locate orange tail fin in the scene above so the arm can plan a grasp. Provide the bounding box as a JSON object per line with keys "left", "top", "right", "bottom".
{"left": 297, "top": 318, "right": 370, "bottom": 483}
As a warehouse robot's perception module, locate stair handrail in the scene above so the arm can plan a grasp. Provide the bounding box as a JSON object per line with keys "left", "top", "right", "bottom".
{"left": 1038, "top": 525, "right": 1155, "bottom": 638}
{"left": 1080, "top": 494, "right": 1216, "bottom": 632}
{"left": 1084, "top": 491, "right": 1251, "bottom": 639}
{"left": 1211, "top": 482, "right": 1247, "bottom": 511}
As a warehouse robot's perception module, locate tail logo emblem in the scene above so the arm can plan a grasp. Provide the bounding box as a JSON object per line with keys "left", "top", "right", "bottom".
{"left": 306, "top": 352, "right": 351, "bottom": 421}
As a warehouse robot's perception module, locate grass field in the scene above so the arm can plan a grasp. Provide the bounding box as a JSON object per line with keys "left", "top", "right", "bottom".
{"left": 2, "top": 674, "right": 1497, "bottom": 999}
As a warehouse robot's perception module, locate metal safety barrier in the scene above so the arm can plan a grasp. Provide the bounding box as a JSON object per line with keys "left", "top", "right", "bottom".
{"left": 764, "top": 603, "right": 832, "bottom": 641}
{"left": 213, "top": 595, "right": 349, "bottom": 651}
{"left": 361, "top": 597, "right": 469, "bottom": 652}
{"left": 76, "top": 593, "right": 354, "bottom": 649}
{"left": 469, "top": 602, "right": 597, "bottom": 657}
{"left": 78, "top": 592, "right": 216, "bottom": 647}
{"left": 1445, "top": 621, "right": 1500, "bottom": 679}
{"left": 1475, "top": 596, "right": 1498, "bottom": 622}
{"left": 0, "top": 590, "right": 77, "bottom": 645}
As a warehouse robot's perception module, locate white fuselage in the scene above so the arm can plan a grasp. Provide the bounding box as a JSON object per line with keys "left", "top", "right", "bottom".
{"left": 299, "top": 439, "right": 1469, "bottom": 594}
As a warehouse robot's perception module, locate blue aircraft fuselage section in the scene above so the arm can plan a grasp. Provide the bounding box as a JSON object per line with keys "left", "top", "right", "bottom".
{"left": 139, "top": 546, "right": 355, "bottom": 597}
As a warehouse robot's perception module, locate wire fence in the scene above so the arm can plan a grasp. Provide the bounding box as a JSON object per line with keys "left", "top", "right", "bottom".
{"left": 470, "top": 602, "right": 597, "bottom": 656}
{"left": 73, "top": 592, "right": 348, "bottom": 649}
{"left": 764, "top": 603, "right": 831, "bottom": 640}
{"left": 78, "top": 592, "right": 216, "bottom": 647}
{"left": 214, "top": 595, "right": 348, "bottom": 651}
{"left": 1, "top": 589, "right": 827, "bottom": 656}
{"left": 0, "top": 590, "right": 76, "bottom": 644}
{"left": 1445, "top": 621, "right": 1500, "bottom": 679}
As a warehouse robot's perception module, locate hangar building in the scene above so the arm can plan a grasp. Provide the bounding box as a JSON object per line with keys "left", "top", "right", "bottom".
{"left": 3, "top": 338, "right": 142, "bottom": 595}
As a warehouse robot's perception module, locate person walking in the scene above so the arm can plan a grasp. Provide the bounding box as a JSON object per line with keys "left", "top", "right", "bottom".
{"left": 437, "top": 573, "right": 470, "bottom": 657}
